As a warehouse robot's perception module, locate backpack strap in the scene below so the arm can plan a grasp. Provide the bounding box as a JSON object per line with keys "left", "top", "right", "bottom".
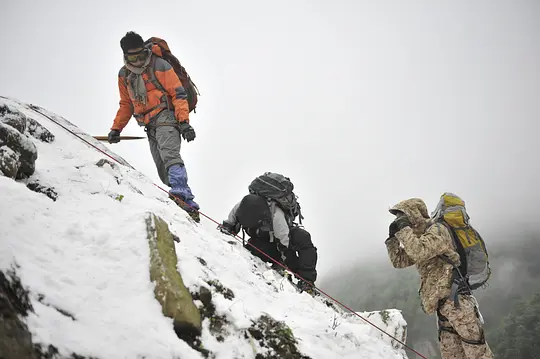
{"left": 133, "top": 102, "right": 168, "bottom": 121}
{"left": 437, "top": 221, "right": 472, "bottom": 308}
{"left": 439, "top": 255, "right": 470, "bottom": 308}
{"left": 147, "top": 56, "right": 174, "bottom": 114}
{"left": 440, "top": 221, "right": 468, "bottom": 276}
{"left": 122, "top": 66, "right": 130, "bottom": 87}
{"left": 146, "top": 56, "right": 167, "bottom": 95}
{"left": 268, "top": 200, "right": 276, "bottom": 243}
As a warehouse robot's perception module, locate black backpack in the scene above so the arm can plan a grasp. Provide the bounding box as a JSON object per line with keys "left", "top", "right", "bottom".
{"left": 248, "top": 172, "right": 303, "bottom": 226}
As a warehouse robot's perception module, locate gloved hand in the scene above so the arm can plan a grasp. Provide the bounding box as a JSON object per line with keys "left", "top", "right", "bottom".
{"left": 218, "top": 221, "right": 239, "bottom": 236}
{"left": 178, "top": 122, "right": 196, "bottom": 142}
{"left": 108, "top": 129, "right": 121, "bottom": 144}
{"left": 389, "top": 215, "right": 411, "bottom": 237}
{"left": 276, "top": 242, "right": 288, "bottom": 261}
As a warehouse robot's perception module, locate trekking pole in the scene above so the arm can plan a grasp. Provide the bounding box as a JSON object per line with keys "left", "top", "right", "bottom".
{"left": 93, "top": 135, "right": 145, "bottom": 141}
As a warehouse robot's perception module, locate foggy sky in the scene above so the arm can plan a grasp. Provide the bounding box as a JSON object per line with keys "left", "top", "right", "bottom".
{"left": 1, "top": 0, "right": 539, "bottom": 279}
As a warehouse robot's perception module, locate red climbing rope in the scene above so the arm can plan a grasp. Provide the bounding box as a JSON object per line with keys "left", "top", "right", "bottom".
{"left": 30, "top": 106, "right": 136, "bottom": 170}
{"left": 31, "top": 105, "right": 428, "bottom": 359}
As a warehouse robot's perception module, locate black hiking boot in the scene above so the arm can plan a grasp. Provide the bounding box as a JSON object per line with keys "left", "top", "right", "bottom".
{"left": 271, "top": 263, "right": 293, "bottom": 281}
{"left": 296, "top": 280, "right": 318, "bottom": 296}
{"left": 169, "top": 194, "right": 201, "bottom": 223}
{"left": 187, "top": 210, "right": 201, "bottom": 223}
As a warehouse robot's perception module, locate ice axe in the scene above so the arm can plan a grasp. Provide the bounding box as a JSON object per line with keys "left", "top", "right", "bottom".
{"left": 93, "top": 135, "right": 145, "bottom": 141}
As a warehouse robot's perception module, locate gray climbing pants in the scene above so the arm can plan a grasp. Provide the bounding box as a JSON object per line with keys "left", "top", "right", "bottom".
{"left": 145, "top": 109, "right": 183, "bottom": 186}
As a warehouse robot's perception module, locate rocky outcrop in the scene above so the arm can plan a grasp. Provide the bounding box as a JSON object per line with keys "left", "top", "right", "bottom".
{"left": 247, "top": 315, "right": 312, "bottom": 359}
{"left": 0, "top": 122, "right": 37, "bottom": 179}
{"left": 0, "top": 104, "right": 55, "bottom": 143}
{"left": 25, "top": 117, "right": 55, "bottom": 144}
{"left": 26, "top": 181, "right": 58, "bottom": 201}
{"left": 145, "top": 213, "right": 202, "bottom": 339}
{"left": 0, "top": 146, "right": 20, "bottom": 179}
{"left": 0, "top": 104, "right": 54, "bottom": 180}
{"left": 0, "top": 266, "right": 38, "bottom": 359}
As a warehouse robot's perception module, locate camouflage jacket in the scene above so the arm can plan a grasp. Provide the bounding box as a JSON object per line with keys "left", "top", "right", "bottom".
{"left": 385, "top": 198, "right": 460, "bottom": 314}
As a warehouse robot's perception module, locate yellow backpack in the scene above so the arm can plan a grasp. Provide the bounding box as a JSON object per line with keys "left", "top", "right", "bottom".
{"left": 432, "top": 193, "right": 491, "bottom": 290}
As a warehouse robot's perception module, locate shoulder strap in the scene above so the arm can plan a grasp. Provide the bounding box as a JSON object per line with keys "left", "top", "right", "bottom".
{"left": 145, "top": 56, "right": 173, "bottom": 110}
{"left": 122, "top": 66, "right": 130, "bottom": 87}
{"left": 297, "top": 202, "right": 303, "bottom": 225}
{"left": 268, "top": 201, "right": 276, "bottom": 242}
{"left": 146, "top": 56, "right": 167, "bottom": 94}
{"left": 439, "top": 221, "right": 467, "bottom": 277}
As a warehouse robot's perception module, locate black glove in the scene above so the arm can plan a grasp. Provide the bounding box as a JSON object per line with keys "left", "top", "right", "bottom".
{"left": 389, "top": 221, "right": 399, "bottom": 238}
{"left": 389, "top": 215, "right": 411, "bottom": 237}
{"left": 108, "top": 129, "right": 121, "bottom": 144}
{"left": 178, "top": 122, "right": 196, "bottom": 142}
{"left": 276, "top": 242, "right": 288, "bottom": 261}
{"left": 218, "top": 221, "right": 239, "bottom": 236}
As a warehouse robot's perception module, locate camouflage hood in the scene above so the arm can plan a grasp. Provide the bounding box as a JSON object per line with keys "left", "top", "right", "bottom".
{"left": 389, "top": 198, "right": 430, "bottom": 234}
{"left": 386, "top": 197, "right": 461, "bottom": 314}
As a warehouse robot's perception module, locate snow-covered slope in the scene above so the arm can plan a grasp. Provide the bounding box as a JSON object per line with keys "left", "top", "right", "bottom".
{"left": 0, "top": 96, "right": 409, "bottom": 359}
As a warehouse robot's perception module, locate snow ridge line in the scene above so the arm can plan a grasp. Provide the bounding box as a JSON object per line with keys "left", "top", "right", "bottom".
{"left": 30, "top": 105, "right": 428, "bottom": 359}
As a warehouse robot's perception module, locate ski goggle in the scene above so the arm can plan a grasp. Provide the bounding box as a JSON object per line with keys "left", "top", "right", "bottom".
{"left": 124, "top": 49, "right": 148, "bottom": 63}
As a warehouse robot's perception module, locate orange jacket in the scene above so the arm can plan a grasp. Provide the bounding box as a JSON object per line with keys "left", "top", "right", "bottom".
{"left": 111, "top": 45, "right": 189, "bottom": 131}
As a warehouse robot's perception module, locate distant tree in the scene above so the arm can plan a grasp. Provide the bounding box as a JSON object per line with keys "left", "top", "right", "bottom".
{"left": 491, "top": 290, "right": 540, "bottom": 358}
{"left": 319, "top": 232, "right": 540, "bottom": 359}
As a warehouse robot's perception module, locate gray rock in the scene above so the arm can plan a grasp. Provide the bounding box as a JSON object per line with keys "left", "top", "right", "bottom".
{"left": 0, "top": 122, "right": 37, "bottom": 179}
{"left": 0, "top": 146, "right": 20, "bottom": 179}
{"left": 247, "top": 315, "right": 312, "bottom": 359}
{"left": 0, "top": 113, "right": 26, "bottom": 134}
{"left": 95, "top": 158, "right": 117, "bottom": 169}
{"left": 26, "top": 117, "right": 55, "bottom": 143}
{"left": 0, "top": 104, "right": 55, "bottom": 143}
{"left": 27, "top": 182, "right": 58, "bottom": 201}
{"left": 0, "top": 269, "right": 38, "bottom": 359}
{"left": 0, "top": 268, "right": 94, "bottom": 359}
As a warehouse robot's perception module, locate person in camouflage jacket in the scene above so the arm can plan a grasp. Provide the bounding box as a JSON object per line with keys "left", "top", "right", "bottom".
{"left": 385, "top": 198, "right": 493, "bottom": 359}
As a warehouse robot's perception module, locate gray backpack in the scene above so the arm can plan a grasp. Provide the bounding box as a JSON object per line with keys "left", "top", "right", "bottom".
{"left": 248, "top": 172, "right": 303, "bottom": 226}
{"left": 432, "top": 193, "right": 491, "bottom": 291}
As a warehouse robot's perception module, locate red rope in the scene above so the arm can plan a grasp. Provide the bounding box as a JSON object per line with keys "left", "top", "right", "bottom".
{"left": 30, "top": 107, "right": 135, "bottom": 169}
{"left": 32, "top": 106, "right": 428, "bottom": 359}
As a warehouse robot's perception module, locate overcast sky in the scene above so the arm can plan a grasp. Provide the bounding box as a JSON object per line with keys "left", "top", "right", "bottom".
{"left": 2, "top": 0, "right": 539, "bottom": 279}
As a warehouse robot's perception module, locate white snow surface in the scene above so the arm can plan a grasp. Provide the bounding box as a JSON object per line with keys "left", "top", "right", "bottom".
{"left": 0, "top": 96, "right": 409, "bottom": 359}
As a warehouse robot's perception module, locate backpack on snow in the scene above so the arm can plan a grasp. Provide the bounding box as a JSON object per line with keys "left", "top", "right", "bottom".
{"left": 432, "top": 192, "right": 491, "bottom": 292}
{"left": 124, "top": 37, "right": 200, "bottom": 113}
{"left": 248, "top": 172, "right": 304, "bottom": 226}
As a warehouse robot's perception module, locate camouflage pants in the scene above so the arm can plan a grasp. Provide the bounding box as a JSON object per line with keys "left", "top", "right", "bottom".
{"left": 437, "top": 295, "right": 494, "bottom": 359}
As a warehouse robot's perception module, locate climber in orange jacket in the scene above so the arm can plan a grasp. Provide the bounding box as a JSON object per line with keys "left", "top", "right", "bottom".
{"left": 108, "top": 31, "right": 199, "bottom": 221}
